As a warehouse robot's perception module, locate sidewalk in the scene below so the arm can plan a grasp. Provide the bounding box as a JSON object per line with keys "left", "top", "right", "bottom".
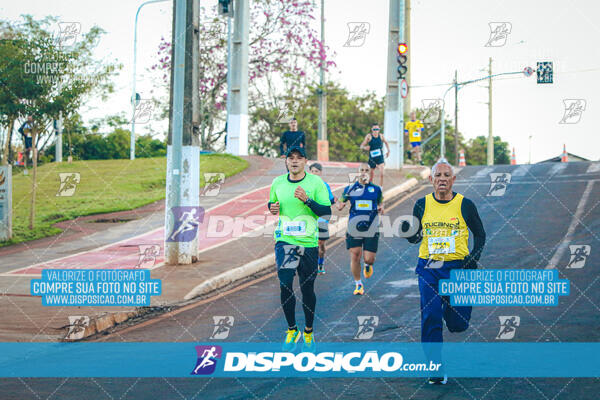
{"left": 0, "top": 156, "right": 427, "bottom": 341}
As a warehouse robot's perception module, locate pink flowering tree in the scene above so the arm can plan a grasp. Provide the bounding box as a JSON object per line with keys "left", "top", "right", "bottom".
{"left": 152, "top": 0, "right": 335, "bottom": 151}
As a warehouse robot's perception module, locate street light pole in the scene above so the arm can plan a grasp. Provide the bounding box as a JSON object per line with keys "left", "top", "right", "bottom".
{"left": 440, "top": 67, "right": 530, "bottom": 163}
{"left": 131, "top": 0, "right": 170, "bottom": 161}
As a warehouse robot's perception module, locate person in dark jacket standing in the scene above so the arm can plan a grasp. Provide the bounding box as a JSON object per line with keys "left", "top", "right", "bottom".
{"left": 18, "top": 115, "right": 35, "bottom": 161}
{"left": 280, "top": 118, "right": 306, "bottom": 159}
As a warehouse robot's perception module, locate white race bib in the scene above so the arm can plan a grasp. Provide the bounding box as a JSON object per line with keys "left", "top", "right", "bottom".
{"left": 412, "top": 131, "right": 420, "bottom": 137}
{"left": 428, "top": 236, "right": 456, "bottom": 254}
{"left": 370, "top": 149, "right": 382, "bottom": 158}
{"left": 355, "top": 200, "right": 373, "bottom": 211}
{"left": 282, "top": 221, "right": 306, "bottom": 236}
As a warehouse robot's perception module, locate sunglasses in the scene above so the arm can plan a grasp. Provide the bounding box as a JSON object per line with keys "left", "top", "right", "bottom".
{"left": 372, "top": 128, "right": 380, "bottom": 131}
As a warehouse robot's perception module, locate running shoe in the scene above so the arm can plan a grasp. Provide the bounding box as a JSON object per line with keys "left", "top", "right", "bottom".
{"left": 302, "top": 330, "right": 316, "bottom": 353}
{"left": 364, "top": 264, "right": 373, "bottom": 279}
{"left": 318, "top": 264, "right": 326, "bottom": 275}
{"left": 427, "top": 375, "right": 448, "bottom": 385}
{"left": 282, "top": 328, "right": 301, "bottom": 352}
{"left": 353, "top": 283, "right": 365, "bottom": 295}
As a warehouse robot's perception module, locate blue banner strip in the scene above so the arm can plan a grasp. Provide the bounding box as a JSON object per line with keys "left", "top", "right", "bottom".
{"left": 1, "top": 343, "right": 600, "bottom": 378}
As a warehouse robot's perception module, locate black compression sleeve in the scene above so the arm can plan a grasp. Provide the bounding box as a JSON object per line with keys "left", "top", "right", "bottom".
{"left": 306, "top": 199, "right": 331, "bottom": 217}
{"left": 405, "top": 198, "right": 425, "bottom": 243}
{"left": 267, "top": 202, "right": 273, "bottom": 211}
{"left": 462, "top": 198, "right": 486, "bottom": 262}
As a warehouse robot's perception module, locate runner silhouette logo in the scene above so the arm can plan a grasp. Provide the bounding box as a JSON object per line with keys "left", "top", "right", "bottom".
{"left": 191, "top": 345, "right": 222, "bottom": 375}
{"left": 210, "top": 316, "right": 234, "bottom": 339}
{"left": 496, "top": 316, "right": 520, "bottom": 340}
{"left": 567, "top": 245, "right": 590, "bottom": 269}
{"left": 354, "top": 316, "right": 379, "bottom": 339}
{"left": 167, "top": 206, "right": 204, "bottom": 242}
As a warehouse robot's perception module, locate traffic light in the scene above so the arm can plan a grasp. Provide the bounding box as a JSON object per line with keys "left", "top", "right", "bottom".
{"left": 397, "top": 42, "right": 408, "bottom": 80}
{"left": 218, "top": 0, "right": 233, "bottom": 17}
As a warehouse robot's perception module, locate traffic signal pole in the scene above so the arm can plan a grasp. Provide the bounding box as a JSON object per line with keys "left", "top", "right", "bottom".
{"left": 384, "top": 0, "right": 405, "bottom": 169}
{"left": 317, "top": 0, "right": 328, "bottom": 161}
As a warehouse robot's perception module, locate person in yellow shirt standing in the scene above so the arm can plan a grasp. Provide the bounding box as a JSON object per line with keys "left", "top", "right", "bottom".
{"left": 404, "top": 111, "right": 424, "bottom": 165}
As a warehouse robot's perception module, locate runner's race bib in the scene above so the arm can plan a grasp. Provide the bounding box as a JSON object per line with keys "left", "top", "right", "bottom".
{"left": 370, "top": 149, "right": 382, "bottom": 158}
{"left": 355, "top": 200, "right": 373, "bottom": 211}
{"left": 412, "top": 131, "right": 420, "bottom": 138}
{"left": 428, "top": 236, "right": 456, "bottom": 254}
{"left": 282, "top": 221, "right": 307, "bottom": 236}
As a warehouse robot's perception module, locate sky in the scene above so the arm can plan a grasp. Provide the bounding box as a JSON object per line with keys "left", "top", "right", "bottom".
{"left": 2, "top": 0, "right": 599, "bottom": 163}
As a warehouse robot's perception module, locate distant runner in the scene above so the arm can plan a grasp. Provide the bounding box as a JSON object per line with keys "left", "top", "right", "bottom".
{"left": 268, "top": 146, "right": 332, "bottom": 352}
{"left": 360, "top": 123, "right": 390, "bottom": 188}
{"left": 404, "top": 111, "right": 424, "bottom": 165}
{"left": 279, "top": 118, "right": 306, "bottom": 158}
{"left": 403, "top": 158, "right": 486, "bottom": 385}
{"left": 308, "top": 163, "right": 336, "bottom": 275}
{"left": 336, "top": 163, "right": 383, "bottom": 295}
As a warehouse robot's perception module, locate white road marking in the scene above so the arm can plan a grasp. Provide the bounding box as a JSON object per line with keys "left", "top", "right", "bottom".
{"left": 513, "top": 165, "right": 530, "bottom": 177}
{"left": 386, "top": 278, "right": 419, "bottom": 288}
{"left": 546, "top": 181, "right": 594, "bottom": 269}
{"left": 548, "top": 163, "right": 567, "bottom": 176}
{"left": 586, "top": 163, "right": 600, "bottom": 174}
{"left": 474, "top": 166, "right": 494, "bottom": 178}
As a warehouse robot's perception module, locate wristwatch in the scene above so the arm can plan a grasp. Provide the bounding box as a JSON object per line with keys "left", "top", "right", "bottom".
{"left": 304, "top": 198, "right": 312, "bottom": 207}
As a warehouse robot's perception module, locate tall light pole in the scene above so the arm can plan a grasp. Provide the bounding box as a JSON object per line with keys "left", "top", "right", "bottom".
{"left": 317, "top": 0, "right": 328, "bottom": 161}
{"left": 131, "top": 0, "right": 170, "bottom": 161}
{"left": 487, "top": 57, "right": 493, "bottom": 165}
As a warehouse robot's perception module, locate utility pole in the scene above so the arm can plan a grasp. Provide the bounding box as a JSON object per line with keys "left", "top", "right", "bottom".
{"left": 55, "top": 111, "right": 63, "bottom": 163}
{"left": 317, "top": 0, "right": 328, "bottom": 161}
{"left": 165, "top": 0, "right": 200, "bottom": 265}
{"left": 403, "top": 0, "right": 411, "bottom": 116}
{"left": 487, "top": 57, "right": 493, "bottom": 165}
{"left": 225, "top": 0, "right": 249, "bottom": 156}
{"left": 454, "top": 70, "right": 458, "bottom": 165}
{"left": 384, "top": 0, "right": 405, "bottom": 169}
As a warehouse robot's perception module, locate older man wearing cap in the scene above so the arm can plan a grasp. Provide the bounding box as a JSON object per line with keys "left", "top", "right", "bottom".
{"left": 268, "top": 146, "right": 332, "bottom": 353}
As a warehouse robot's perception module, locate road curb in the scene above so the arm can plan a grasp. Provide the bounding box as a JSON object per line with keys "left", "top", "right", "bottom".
{"left": 184, "top": 173, "right": 427, "bottom": 301}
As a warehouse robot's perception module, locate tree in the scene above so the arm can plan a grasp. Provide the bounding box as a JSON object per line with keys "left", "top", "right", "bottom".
{"left": 0, "top": 15, "right": 121, "bottom": 164}
{"left": 251, "top": 82, "right": 383, "bottom": 161}
{"left": 152, "top": 1, "right": 335, "bottom": 150}
{"left": 464, "top": 136, "right": 510, "bottom": 165}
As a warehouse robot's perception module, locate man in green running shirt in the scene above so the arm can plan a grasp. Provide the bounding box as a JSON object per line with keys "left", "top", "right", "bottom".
{"left": 268, "top": 146, "right": 332, "bottom": 352}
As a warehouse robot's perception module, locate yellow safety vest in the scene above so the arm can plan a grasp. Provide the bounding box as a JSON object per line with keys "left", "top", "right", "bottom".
{"left": 418, "top": 193, "right": 470, "bottom": 261}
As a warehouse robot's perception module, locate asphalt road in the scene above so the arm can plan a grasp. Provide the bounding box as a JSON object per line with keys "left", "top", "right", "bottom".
{"left": 2, "top": 162, "right": 600, "bottom": 399}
